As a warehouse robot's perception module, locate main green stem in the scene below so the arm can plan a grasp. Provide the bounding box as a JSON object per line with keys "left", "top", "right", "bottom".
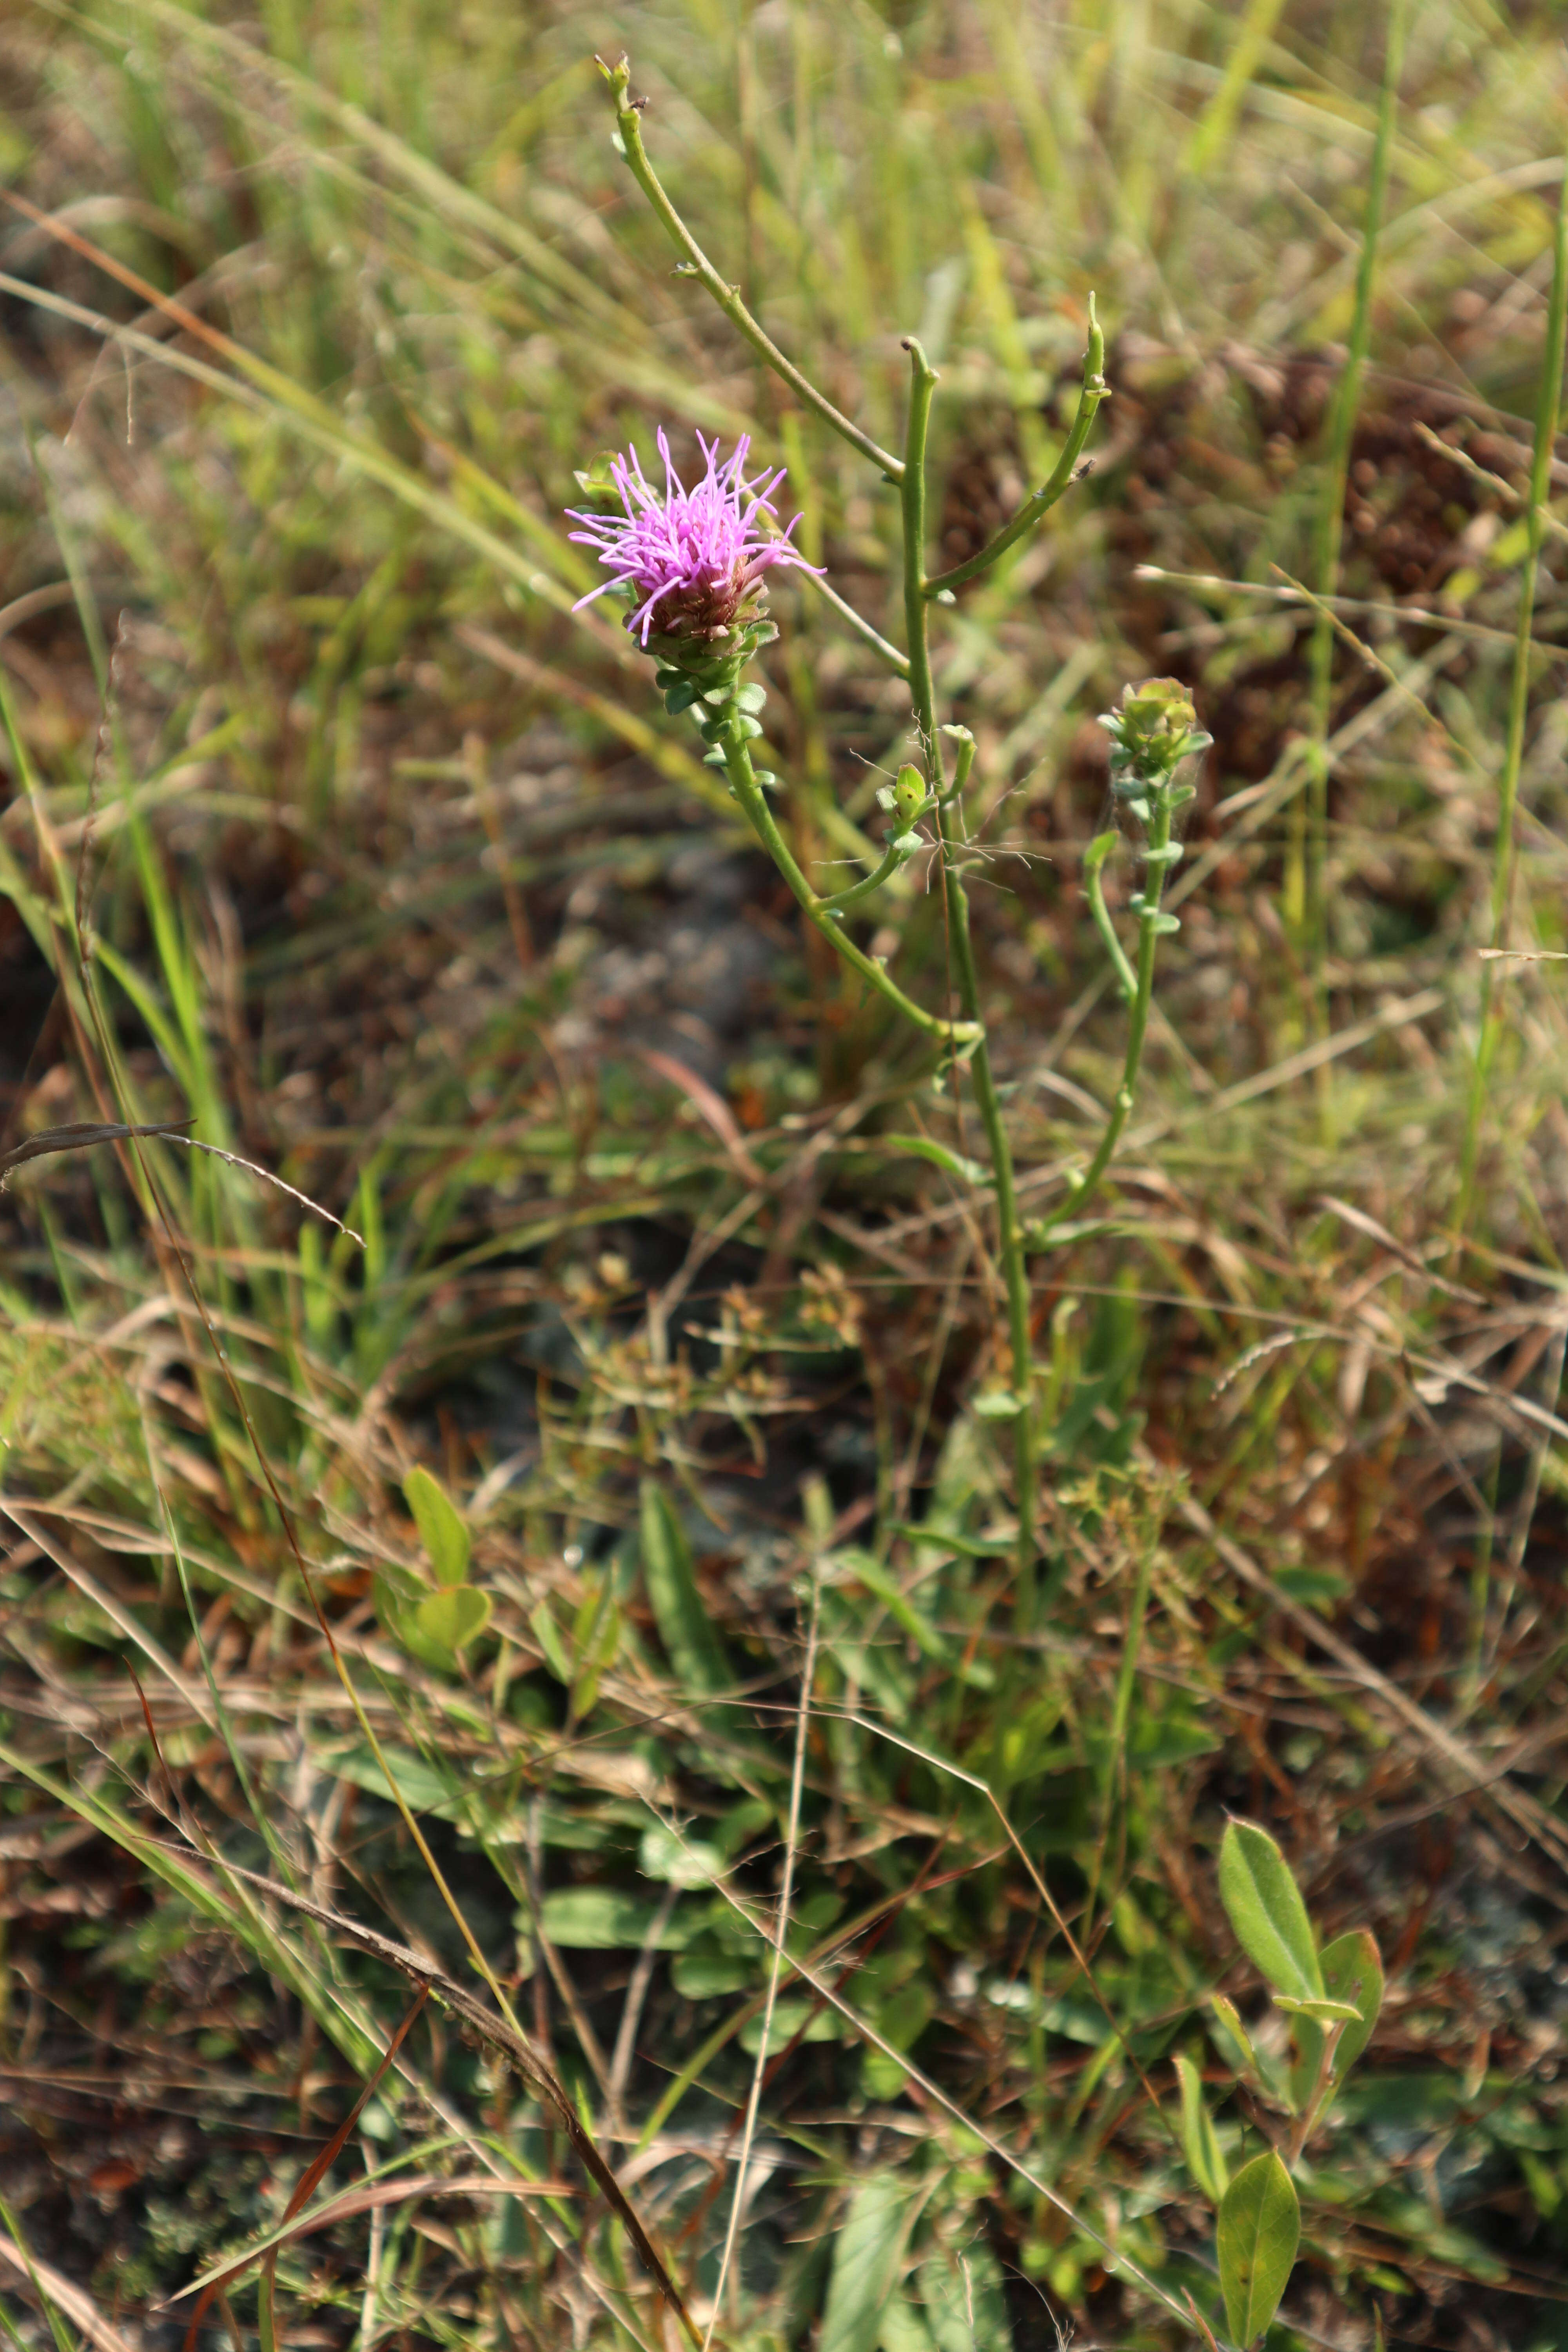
{"left": 1036, "top": 794, "right": 1174, "bottom": 1240}
{"left": 900, "top": 341, "right": 1040, "bottom": 1632}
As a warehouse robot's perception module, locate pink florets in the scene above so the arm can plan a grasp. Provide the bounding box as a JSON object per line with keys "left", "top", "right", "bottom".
{"left": 566, "top": 430, "right": 819, "bottom": 647}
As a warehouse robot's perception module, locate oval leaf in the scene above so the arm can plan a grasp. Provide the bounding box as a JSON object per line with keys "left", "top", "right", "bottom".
{"left": 639, "top": 1481, "right": 733, "bottom": 1697}
{"left": 1289, "top": 1926, "right": 1386, "bottom": 2113}
{"left": 539, "top": 1889, "right": 693, "bottom": 1950}
{"left": 1217, "top": 2151, "right": 1299, "bottom": 2347}
{"left": 821, "top": 2174, "right": 920, "bottom": 2352}
{"left": 918, "top": 2242, "right": 1008, "bottom": 2352}
{"left": 403, "top": 1465, "right": 470, "bottom": 1587}
{"left": 1218, "top": 1820, "right": 1323, "bottom": 2002}
{"left": 413, "top": 1585, "right": 491, "bottom": 1655}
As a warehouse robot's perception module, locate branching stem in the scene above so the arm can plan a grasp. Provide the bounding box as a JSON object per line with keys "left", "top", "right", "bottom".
{"left": 924, "top": 300, "right": 1107, "bottom": 595}
{"left": 1035, "top": 794, "right": 1175, "bottom": 1241}
{"left": 720, "top": 727, "right": 979, "bottom": 1048}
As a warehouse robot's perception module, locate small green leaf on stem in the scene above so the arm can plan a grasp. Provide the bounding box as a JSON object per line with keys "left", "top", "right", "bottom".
{"left": 413, "top": 1585, "right": 492, "bottom": 1656}
{"left": 1217, "top": 2151, "right": 1300, "bottom": 2348}
{"left": 1219, "top": 1819, "right": 1324, "bottom": 2002}
{"left": 1174, "top": 2052, "right": 1230, "bottom": 2206}
{"left": 639, "top": 1480, "right": 734, "bottom": 1697}
{"left": 403, "top": 1466, "right": 470, "bottom": 1588}
{"left": 1321, "top": 1929, "right": 1383, "bottom": 2076}
{"left": 878, "top": 1134, "right": 990, "bottom": 1185}
{"left": 1292, "top": 1927, "right": 1384, "bottom": 2112}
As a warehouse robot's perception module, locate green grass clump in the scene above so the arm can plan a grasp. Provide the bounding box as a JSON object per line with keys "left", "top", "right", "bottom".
{"left": 2, "top": 3, "right": 1568, "bottom": 2350}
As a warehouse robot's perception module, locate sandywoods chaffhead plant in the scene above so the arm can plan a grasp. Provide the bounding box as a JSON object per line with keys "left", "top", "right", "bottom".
{"left": 565, "top": 71, "right": 1409, "bottom": 2352}
{"left": 576, "top": 57, "right": 1211, "bottom": 1635}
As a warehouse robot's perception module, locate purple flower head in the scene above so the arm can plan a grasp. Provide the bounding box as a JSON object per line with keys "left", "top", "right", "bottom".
{"left": 566, "top": 430, "right": 819, "bottom": 648}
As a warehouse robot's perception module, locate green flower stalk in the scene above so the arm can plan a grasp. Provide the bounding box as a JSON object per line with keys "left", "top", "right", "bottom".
{"left": 586, "top": 53, "right": 1204, "bottom": 1636}
{"left": 1043, "top": 679, "right": 1210, "bottom": 1237}
{"left": 568, "top": 424, "right": 977, "bottom": 1047}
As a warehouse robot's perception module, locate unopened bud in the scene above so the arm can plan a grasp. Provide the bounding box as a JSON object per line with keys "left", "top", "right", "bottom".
{"left": 1098, "top": 677, "right": 1209, "bottom": 785}
{"left": 892, "top": 764, "right": 926, "bottom": 824}
{"left": 1120, "top": 677, "right": 1196, "bottom": 748}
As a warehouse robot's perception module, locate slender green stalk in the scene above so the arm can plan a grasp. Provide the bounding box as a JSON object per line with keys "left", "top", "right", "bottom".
{"left": 924, "top": 300, "right": 1107, "bottom": 595}
{"left": 719, "top": 728, "right": 978, "bottom": 1046}
{"left": 1455, "top": 131, "right": 1568, "bottom": 1247}
{"left": 804, "top": 567, "right": 911, "bottom": 675}
{"left": 602, "top": 55, "right": 902, "bottom": 481}
{"left": 1035, "top": 791, "right": 1176, "bottom": 1240}
{"left": 819, "top": 837, "right": 907, "bottom": 913}
{"left": 1289, "top": 0, "right": 1405, "bottom": 996}
{"left": 900, "top": 339, "right": 1040, "bottom": 1628}
{"left": 1085, "top": 830, "right": 1136, "bottom": 1002}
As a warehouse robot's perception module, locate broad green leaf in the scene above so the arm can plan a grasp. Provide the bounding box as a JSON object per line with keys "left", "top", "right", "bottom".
{"left": 1322, "top": 1929, "right": 1383, "bottom": 2079}
{"left": 529, "top": 1601, "right": 572, "bottom": 1684}
{"left": 414, "top": 1585, "right": 491, "bottom": 1654}
{"left": 918, "top": 2243, "right": 1007, "bottom": 2352}
{"left": 878, "top": 2291, "right": 937, "bottom": 2352}
{"left": 739, "top": 1998, "right": 843, "bottom": 2054}
{"left": 639, "top": 1481, "right": 734, "bottom": 1697}
{"left": 638, "top": 1821, "right": 722, "bottom": 1888}
{"left": 1218, "top": 1820, "right": 1323, "bottom": 2002}
{"left": 327, "top": 1744, "right": 460, "bottom": 1815}
{"left": 539, "top": 1889, "right": 694, "bottom": 1950}
{"left": 1174, "top": 2053, "right": 1230, "bottom": 2205}
{"left": 820, "top": 2174, "right": 920, "bottom": 2352}
{"left": 1217, "top": 2151, "right": 1299, "bottom": 2347}
{"left": 403, "top": 1465, "right": 470, "bottom": 1586}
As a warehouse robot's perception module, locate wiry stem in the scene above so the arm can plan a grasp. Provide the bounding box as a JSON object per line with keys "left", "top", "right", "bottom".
{"left": 819, "top": 838, "right": 908, "bottom": 913}
{"left": 1035, "top": 793, "right": 1175, "bottom": 1240}
{"left": 602, "top": 55, "right": 903, "bottom": 482}
{"left": 719, "top": 725, "right": 979, "bottom": 1047}
{"left": 900, "top": 339, "right": 1040, "bottom": 1630}
{"left": 1084, "top": 830, "right": 1136, "bottom": 1003}
{"left": 924, "top": 300, "right": 1107, "bottom": 595}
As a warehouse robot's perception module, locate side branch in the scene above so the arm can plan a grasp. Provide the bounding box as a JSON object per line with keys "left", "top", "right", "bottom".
{"left": 924, "top": 297, "right": 1107, "bottom": 595}
{"left": 721, "top": 726, "right": 978, "bottom": 1047}
{"left": 601, "top": 56, "right": 904, "bottom": 483}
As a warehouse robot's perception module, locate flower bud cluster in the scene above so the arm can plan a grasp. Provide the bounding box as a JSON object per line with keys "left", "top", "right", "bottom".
{"left": 1096, "top": 677, "right": 1212, "bottom": 935}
